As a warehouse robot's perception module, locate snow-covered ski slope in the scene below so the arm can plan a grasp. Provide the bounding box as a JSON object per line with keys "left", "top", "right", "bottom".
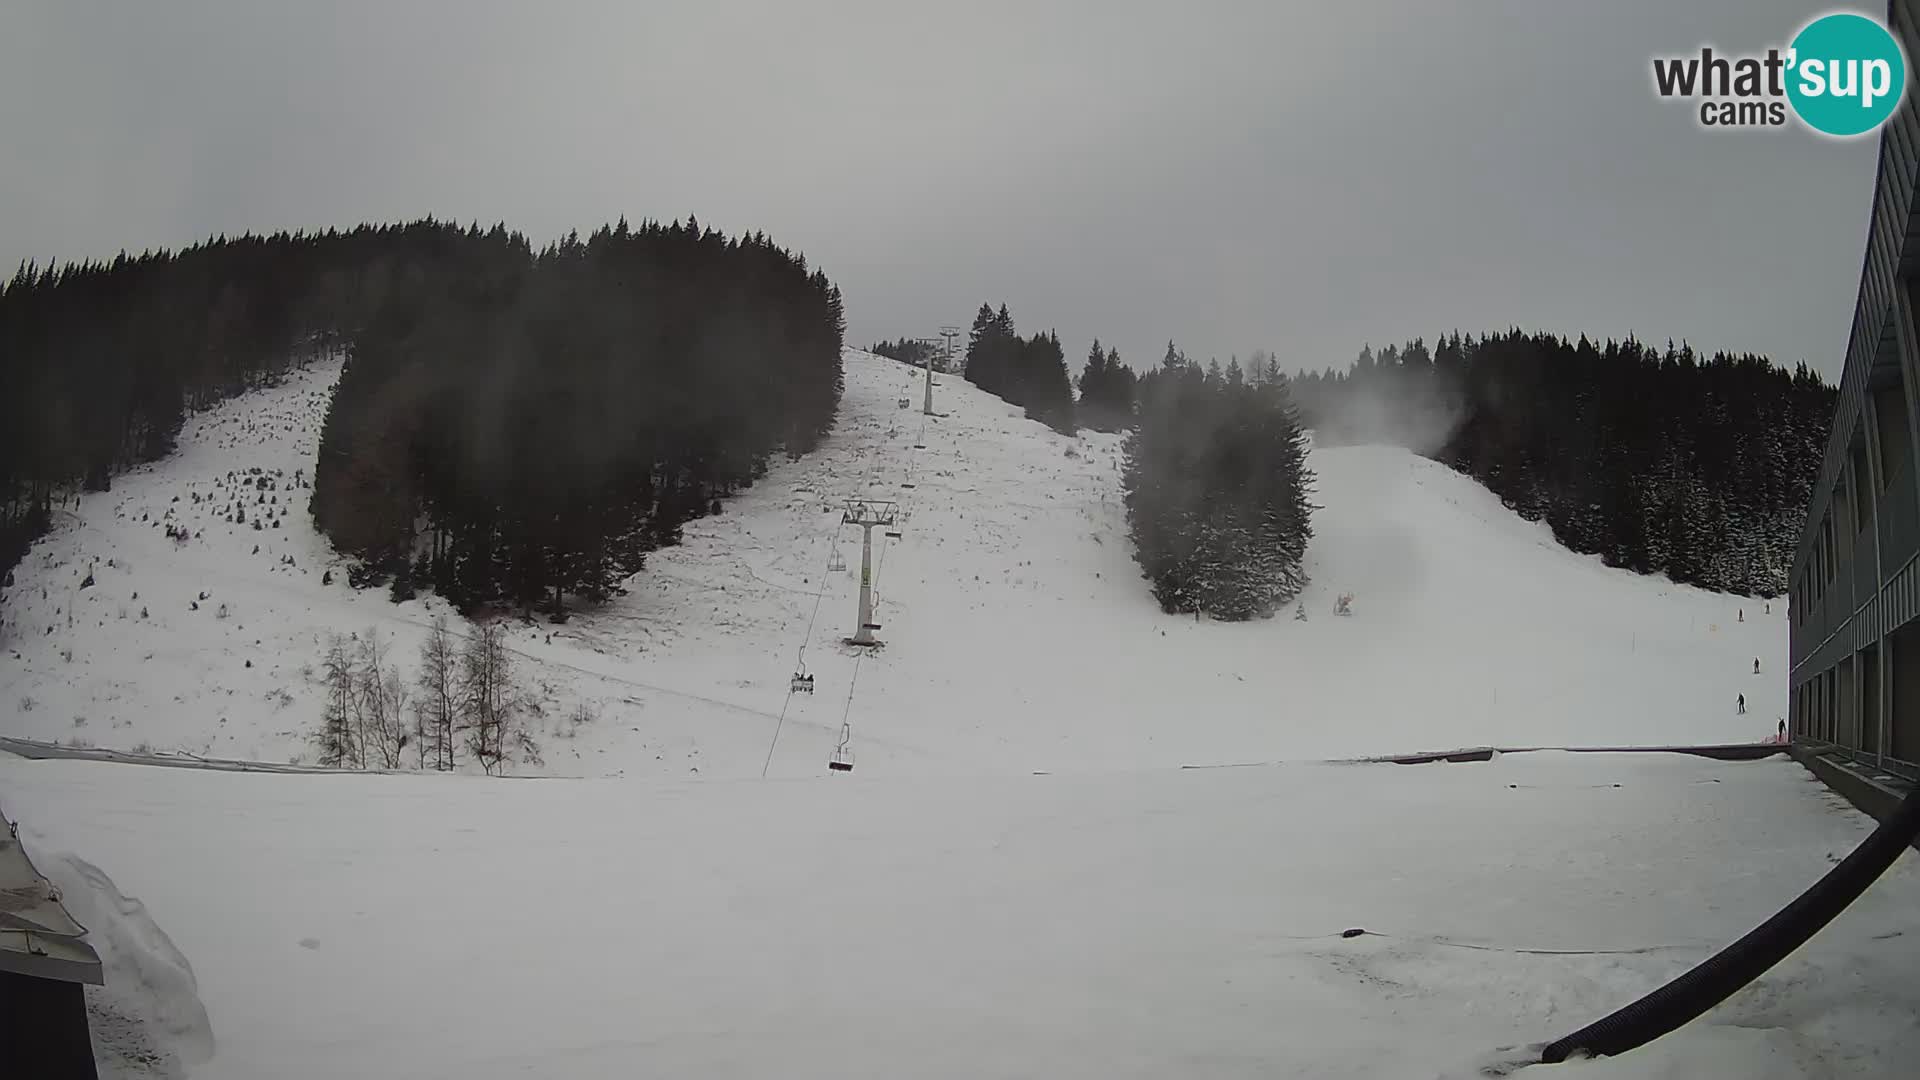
{"left": 4, "top": 750, "right": 1915, "bottom": 1080}
{"left": 2, "top": 350, "right": 1911, "bottom": 1080}
{"left": 1, "top": 349, "right": 1788, "bottom": 776}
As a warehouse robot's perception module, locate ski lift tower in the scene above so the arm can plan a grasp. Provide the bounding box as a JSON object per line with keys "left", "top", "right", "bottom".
{"left": 934, "top": 326, "right": 960, "bottom": 415}
{"left": 842, "top": 498, "right": 898, "bottom": 646}
{"left": 915, "top": 337, "right": 939, "bottom": 417}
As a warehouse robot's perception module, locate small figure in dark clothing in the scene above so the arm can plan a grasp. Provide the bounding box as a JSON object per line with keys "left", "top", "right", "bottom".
{"left": 1754, "top": 657, "right": 1761, "bottom": 675}
{"left": 1738, "top": 693, "right": 1746, "bottom": 715}
{"left": 1738, "top": 608, "right": 1745, "bottom": 623}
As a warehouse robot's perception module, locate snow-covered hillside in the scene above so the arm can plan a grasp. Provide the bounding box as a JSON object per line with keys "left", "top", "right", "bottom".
{"left": 1, "top": 349, "right": 1787, "bottom": 776}
{"left": 3, "top": 347, "right": 1910, "bottom": 1080}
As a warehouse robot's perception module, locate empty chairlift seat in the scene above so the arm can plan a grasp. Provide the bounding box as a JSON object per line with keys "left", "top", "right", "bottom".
{"left": 829, "top": 722, "right": 855, "bottom": 772}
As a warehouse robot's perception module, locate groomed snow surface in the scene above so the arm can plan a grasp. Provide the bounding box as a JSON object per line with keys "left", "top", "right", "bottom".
{"left": 4, "top": 751, "right": 1916, "bottom": 1079}
{"left": 1, "top": 348, "right": 1912, "bottom": 1077}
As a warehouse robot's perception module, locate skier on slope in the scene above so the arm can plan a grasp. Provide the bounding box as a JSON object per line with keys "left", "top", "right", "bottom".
{"left": 1737, "top": 693, "right": 1746, "bottom": 715}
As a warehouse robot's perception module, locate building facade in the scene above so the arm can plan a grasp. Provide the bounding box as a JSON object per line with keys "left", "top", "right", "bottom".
{"left": 1788, "top": 0, "right": 1920, "bottom": 776}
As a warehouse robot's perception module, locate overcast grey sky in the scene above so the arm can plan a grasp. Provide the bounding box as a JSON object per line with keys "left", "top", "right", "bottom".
{"left": 0, "top": 1, "right": 1880, "bottom": 378}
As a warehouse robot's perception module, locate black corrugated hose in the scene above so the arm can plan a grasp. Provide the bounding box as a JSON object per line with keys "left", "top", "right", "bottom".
{"left": 1539, "top": 781, "right": 1920, "bottom": 1064}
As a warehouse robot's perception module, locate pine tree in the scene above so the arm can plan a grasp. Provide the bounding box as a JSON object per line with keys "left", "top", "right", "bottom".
{"left": 1078, "top": 342, "right": 1137, "bottom": 431}
{"left": 1019, "top": 330, "right": 1076, "bottom": 434}
{"left": 1110, "top": 348, "right": 1137, "bottom": 424}
{"left": 1123, "top": 351, "right": 1313, "bottom": 619}
{"left": 1080, "top": 339, "right": 1108, "bottom": 402}
{"left": 965, "top": 302, "right": 1018, "bottom": 396}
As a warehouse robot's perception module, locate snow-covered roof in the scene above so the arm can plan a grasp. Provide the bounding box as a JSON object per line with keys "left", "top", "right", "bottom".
{"left": 0, "top": 804, "right": 103, "bottom": 985}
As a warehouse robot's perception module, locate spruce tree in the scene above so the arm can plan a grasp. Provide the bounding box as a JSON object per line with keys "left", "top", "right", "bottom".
{"left": 1078, "top": 342, "right": 1137, "bottom": 432}
{"left": 1123, "top": 348, "right": 1313, "bottom": 619}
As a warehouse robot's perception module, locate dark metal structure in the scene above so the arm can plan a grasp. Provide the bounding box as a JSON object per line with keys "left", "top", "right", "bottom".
{"left": 1, "top": 805, "right": 103, "bottom": 1079}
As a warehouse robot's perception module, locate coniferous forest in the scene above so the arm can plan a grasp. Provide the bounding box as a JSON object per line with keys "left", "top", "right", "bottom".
{"left": 1289, "top": 331, "right": 1835, "bottom": 597}
{"left": 314, "top": 219, "right": 844, "bottom": 616}
{"left": 1075, "top": 340, "right": 1139, "bottom": 433}
{"left": 0, "top": 224, "right": 411, "bottom": 580}
{"left": 962, "top": 304, "right": 1077, "bottom": 434}
{"left": 869, "top": 337, "right": 958, "bottom": 373}
{"left": 0, "top": 218, "right": 846, "bottom": 616}
{"left": 1123, "top": 345, "right": 1315, "bottom": 619}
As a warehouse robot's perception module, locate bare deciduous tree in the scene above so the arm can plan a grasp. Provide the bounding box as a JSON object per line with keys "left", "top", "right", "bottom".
{"left": 460, "top": 621, "right": 537, "bottom": 774}
{"left": 358, "top": 628, "right": 410, "bottom": 769}
{"left": 415, "top": 615, "right": 459, "bottom": 771}
{"left": 315, "top": 633, "right": 360, "bottom": 767}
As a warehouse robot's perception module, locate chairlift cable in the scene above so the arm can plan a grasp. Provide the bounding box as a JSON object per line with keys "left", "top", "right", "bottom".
{"left": 819, "top": 364, "right": 941, "bottom": 772}
{"left": 760, "top": 512, "right": 851, "bottom": 778}
{"left": 829, "top": 652, "right": 866, "bottom": 771}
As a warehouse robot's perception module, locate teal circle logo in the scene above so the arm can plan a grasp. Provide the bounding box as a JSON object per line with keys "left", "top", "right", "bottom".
{"left": 1787, "top": 13, "right": 1907, "bottom": 137}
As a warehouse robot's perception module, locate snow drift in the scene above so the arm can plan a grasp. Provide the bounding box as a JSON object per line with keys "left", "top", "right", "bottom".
{"left": 15, "top": 832, "right": 215, "bottom": 1078}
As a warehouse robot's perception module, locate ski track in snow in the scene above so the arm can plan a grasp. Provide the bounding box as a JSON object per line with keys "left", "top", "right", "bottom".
{"left": 1, "top": 349, "right": 1792, "bottom": 779}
